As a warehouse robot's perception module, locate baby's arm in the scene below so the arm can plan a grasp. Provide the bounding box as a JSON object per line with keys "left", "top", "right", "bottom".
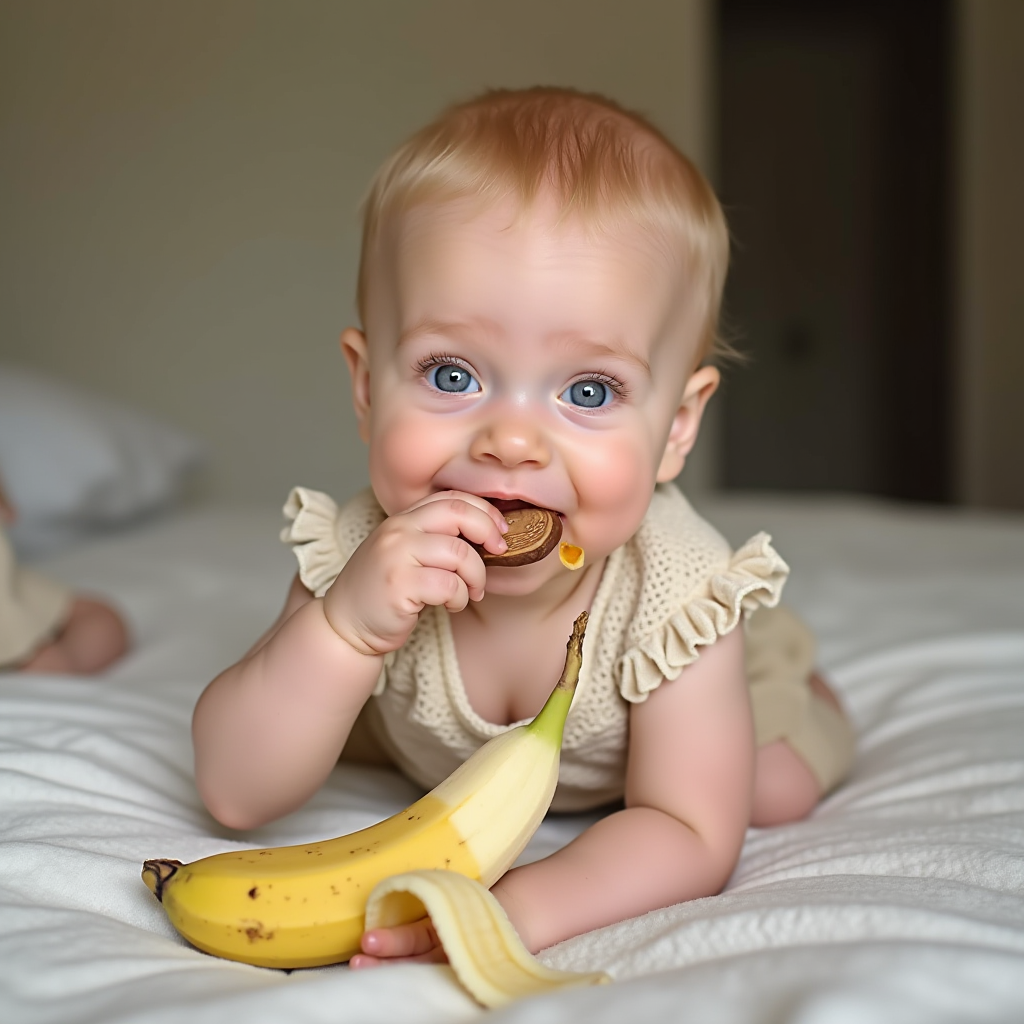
{"left": 192, "top": 572, "right": 371, "bottom": 828}
{"left": 354, "top": 626, "right": 753, "bottom": 963}
{"left": 192, "top": 495, "right": 508, "bottom": 830}
{"left": 495, "top": 626, "right": 753, "bottom": 950}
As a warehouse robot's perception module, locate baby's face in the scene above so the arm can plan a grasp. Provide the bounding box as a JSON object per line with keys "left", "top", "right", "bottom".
{"left": 348, "top": 194, "right": 708, "bottom": 591}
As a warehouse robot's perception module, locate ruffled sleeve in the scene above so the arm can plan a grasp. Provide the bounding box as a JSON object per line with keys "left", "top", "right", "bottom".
{"left": 614, "top": 486, "right": 790, "bottom": 703}
{"left": 280, "top": 486, "right": 393, "bottom": 694}
{"left": 280, "top": 487, "right": 346, "bottom": 598}
{"left": 280, "top": 485, "right": 390, "bottom": 597}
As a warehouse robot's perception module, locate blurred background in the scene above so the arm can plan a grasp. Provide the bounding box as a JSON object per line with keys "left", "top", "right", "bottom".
{"left": 1, "top": 0, "right": 1021, "bottom": 513}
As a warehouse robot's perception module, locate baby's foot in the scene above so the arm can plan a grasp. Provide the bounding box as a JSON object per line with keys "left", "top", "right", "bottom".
{"left": 20, "top": 597, "right": 129, "bottom": 674}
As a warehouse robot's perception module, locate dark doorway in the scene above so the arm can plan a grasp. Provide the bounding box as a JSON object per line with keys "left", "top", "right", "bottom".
{"left": 717, "top": 0, "right": 952, "bottom": 502}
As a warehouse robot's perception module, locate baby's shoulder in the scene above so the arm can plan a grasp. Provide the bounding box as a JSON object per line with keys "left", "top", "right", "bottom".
{"left": 626, "top": 483, "right": 787, "bottom": 610}
{"left": 610, "top": 484, "right": 790, "bottom": 702}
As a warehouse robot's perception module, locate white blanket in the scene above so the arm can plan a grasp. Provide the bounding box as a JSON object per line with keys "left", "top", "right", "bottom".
{"left": 2, "top": 496, "right": 1023, "bottom": 1023}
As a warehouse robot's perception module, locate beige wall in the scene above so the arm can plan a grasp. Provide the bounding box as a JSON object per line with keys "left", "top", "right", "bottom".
{"left": 955, "top": 0, "right": 1024, "bottom": 510}
{"left": 0, "top": 0, "right": 717, "bottom": 508}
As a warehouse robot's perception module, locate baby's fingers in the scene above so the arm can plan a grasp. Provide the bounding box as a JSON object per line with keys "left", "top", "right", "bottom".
{"left": 411, "top": 565, "right": 472, "bottom": 613}
{"left": 405, "top": 494, "right": 509, "bottom": 556}
{"left": 349, "top": 946, "right": 448, "bottom": 968}
{"left": 413, "top": 534, "right": 488, "bottom": 604}
{"left": 352, "top": 917, "right": 445, "bottom": 967}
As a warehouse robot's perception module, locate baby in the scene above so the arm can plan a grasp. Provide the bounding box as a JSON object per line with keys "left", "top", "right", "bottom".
{"left": 193, "top": 87, "right": 855, "bottom": 965}
{"left": 0, "top": 477, "right": 128, "bottom": 674}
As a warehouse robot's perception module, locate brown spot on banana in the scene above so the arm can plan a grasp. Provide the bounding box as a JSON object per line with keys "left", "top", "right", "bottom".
{"left": 242, "top": 921, "right": 274, "bottom": 943}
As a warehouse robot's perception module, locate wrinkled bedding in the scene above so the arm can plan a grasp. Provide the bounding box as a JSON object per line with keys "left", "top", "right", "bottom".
{"left": 1, "top": 495, "right": 1023, "bottom": 1023}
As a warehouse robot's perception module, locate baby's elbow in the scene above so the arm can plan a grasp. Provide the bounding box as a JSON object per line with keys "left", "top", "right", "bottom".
{"left": 681, "top": 825, "right": 744, "bottom": 899}
{"left": 697, "top": 805, "right": 750, "bottom": 889}
{"left": 703, "top": 838, "right": 743, "bottom": 895}
{"left": 197, "top": 785, "right": 266, "bottom": 832}
{"left": 630, "top": 803, "right": 745, "bottom": 902}
{"left": 665, "top": 806, "right": 748, "bottom": 897}
{"left": 193, "top": 762, "right": 267, "bottom": 832}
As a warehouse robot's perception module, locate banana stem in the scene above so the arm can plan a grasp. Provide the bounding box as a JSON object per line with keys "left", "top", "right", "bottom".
{"left": 528, "top": 611, "right": 589, "bottom": 744}
{"left": 143, "top": 859, "right": 182, "bottom": 902}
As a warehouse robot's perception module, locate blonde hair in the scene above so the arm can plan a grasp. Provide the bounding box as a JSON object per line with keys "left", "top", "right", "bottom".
{"left": 357, "top": 87, "right": 731, "bottom": 363}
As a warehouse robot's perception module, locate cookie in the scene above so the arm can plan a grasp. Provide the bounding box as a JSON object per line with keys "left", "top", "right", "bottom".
{"left": 474, "top": 507, "right": 562, "bottom": 567}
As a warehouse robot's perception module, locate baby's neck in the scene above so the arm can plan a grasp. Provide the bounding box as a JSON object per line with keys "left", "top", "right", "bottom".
{"left": 449, "top": 555, "right": 607, "bottom": 726}
{"left": 468, "top": 556, "right": 606, "bottom": 628}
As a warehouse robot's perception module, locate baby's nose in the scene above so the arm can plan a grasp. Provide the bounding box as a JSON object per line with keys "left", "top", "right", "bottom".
{"left": 469, "top": 413, "right": 551, "bottom": 469}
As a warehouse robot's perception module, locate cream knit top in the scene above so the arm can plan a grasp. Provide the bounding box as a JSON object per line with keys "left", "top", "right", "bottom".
{"left": 282, "top": 483, "right": 789, "bottom": 811}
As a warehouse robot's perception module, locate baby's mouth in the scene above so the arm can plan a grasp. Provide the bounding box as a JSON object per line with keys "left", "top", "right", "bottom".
{"left": 472, "top": 499, "right": 564, "bottom": 567}
{"left": 485, "top": 497, "right": 563, "bottom": 521}
{"left": 488, "top": 498, "right": 538, "bottom": 514}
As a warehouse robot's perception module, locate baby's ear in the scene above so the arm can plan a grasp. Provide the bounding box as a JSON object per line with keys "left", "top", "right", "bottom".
{"left": 340, "top": 328, "right": 372, "bottom": 443}
{"left": 656, "top": 366, "right": 720, "bottom": 482}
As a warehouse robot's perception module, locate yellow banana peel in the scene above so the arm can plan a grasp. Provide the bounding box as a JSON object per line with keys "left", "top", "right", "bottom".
{"left": 365, "top": 870, "right": 609, "bottom": 1007}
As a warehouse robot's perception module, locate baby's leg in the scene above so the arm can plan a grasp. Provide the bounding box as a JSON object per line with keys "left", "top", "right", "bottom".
{"left": 20, "top": 597, "right": 128, "bottom": 675}
{"left": 750, "top": 674, "right": 847, "bottom": 827}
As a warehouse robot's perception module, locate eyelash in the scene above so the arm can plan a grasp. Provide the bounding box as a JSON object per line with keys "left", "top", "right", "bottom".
{"left": 568, "top": 371, "right": 630, "bottom": 401}
{"left": 414, "top": 351, "right": 630, "bottom": 402}
{"left": 414, "top": 351, "right": 471, "bottom": 376}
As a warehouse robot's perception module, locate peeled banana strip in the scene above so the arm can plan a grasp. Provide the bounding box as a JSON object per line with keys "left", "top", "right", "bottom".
{"left": 364, "top": 870, "right": 610, "bottom": 1008}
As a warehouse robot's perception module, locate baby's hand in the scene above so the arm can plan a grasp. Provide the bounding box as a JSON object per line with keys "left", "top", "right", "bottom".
{"left": 350, "top": 917, "right": 446, "bottom": 969}
{"left": 322, "top": 492, "right": 507, "bottom": 657}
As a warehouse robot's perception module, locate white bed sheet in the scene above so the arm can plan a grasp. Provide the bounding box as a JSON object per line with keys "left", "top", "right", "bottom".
{"left": 1, "top": 495, "right": 1023, "bottom": 1023}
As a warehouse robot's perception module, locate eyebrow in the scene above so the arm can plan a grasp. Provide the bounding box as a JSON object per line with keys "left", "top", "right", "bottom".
{"left": 398, "top": 318, "right": 488, "bottom": 349}
{"left": 549, "top": 333, "right": 653, "bottom": 378}
{"left": 398, "top": 319, "right": 652, "bottom": 378}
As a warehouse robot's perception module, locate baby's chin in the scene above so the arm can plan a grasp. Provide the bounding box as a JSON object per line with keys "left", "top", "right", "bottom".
{"left": 479, "top": 555, "right": 589, "bottom": 598}
{"left": 481, "top": 564, "right": 551, "bottom": 596}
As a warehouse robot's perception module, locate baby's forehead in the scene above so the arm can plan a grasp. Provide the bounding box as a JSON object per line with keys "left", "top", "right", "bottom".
{"left": 379, "top": 191, "right": 682, "bottom": 276}
{"left": 362, "top": 196, "right": 699, "bottom": 373}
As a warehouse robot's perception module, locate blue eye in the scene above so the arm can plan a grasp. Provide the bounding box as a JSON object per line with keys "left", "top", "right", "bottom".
{"left": 562, "top": 379, "right": 611, "bottom": 408}
{"left": 430, "top": 364, "right": 479, "bottom": 393}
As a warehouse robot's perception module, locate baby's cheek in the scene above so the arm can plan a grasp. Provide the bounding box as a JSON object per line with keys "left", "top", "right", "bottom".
{"left": 573, "top": 436, "right": 659, "bottom": 539}
{"left": 370, "top": 416, "right": 445, "bottom": 513}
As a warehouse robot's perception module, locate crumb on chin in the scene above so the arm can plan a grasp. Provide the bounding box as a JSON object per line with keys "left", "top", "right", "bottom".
{"left": 559, "top": 543, "right": 585, "bottom": 570}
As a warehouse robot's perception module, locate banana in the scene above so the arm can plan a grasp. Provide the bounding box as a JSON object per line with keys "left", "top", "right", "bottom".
{"left": 143, "top": 611, "right": 589, "bottom": 971}
{"left": 364, "top": 870, "right": 609, "bottom": 1007}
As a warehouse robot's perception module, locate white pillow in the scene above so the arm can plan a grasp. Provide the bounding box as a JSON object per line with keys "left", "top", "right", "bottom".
{"left": 0, "top": 364, "right": 205, "bottom": 555}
